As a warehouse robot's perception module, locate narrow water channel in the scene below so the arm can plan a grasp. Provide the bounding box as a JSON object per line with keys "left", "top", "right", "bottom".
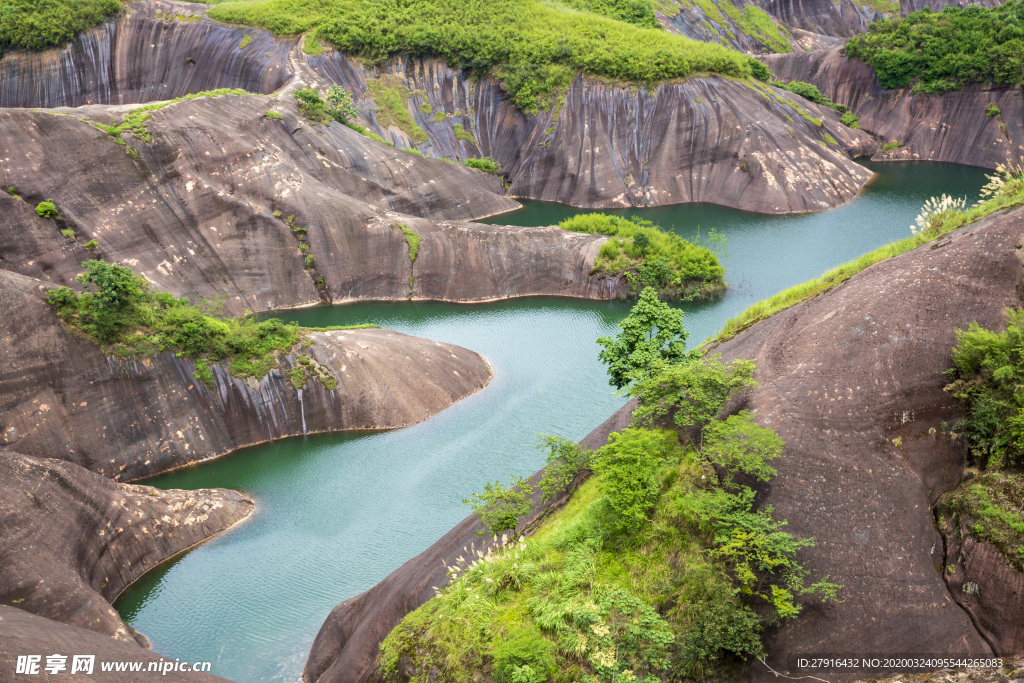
{"left": 115, "top": 162, "right": 987, "bottom": 682}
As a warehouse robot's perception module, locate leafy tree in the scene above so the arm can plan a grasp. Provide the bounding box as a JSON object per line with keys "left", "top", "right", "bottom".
{"left": 597, "top": 286, "right": 694, "bottom": 389}
{"left": 593, "top": 428, "right": 676, "bottom": 534}
{"left": 535, "top": 434, "right": 592, "bottom": 503}
{"left": 703, "top": 411, "right": 783, "bottom": 485}
{"left": 325, "top": 85, "right": 358, "bottom": 124}
{"left": 463, "top": 475, "right": 535, "bottom": 537}
{"left": 51, "top": 259, "right": 151, "bottom": 341}
{"left": 629, "top": 353, "right": 757, "bottom": 435}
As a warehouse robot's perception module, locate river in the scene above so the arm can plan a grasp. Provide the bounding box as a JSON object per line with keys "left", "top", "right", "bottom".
{"left": 115, "top": 161, "right": 987, "bottom": 682}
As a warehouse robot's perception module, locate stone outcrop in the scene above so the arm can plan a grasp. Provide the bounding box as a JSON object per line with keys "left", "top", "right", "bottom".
{"left": 763, "top": 47, "right": 1024, "bottom": 169}
{"left": 0, "top": 605, "right": 229, "bottom": 681}
{"left": 311, "top": 53, "right": 876, "bottom": 213}
{"left": 0, "top": 0, "right": 293, "bottom": 108}
{"left": 0, "top": 450, "right": 252, "bottom": 646}
{"left": 304, "top": 205, "right": 1024, "bottom": 682}
{"left": 0, "top": 268, "right": 494, "bottom": 480}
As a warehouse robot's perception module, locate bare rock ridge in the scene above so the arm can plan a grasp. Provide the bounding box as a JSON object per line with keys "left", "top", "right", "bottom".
{"left": 311, "top": 53, "right": 875, "bottom": 213}
{"left": 302, "top": 405, "right": 635, "bottom": 683}
{"left": 1, "top": 1, "right": 876, "bottom": 214}
{"left": 0, "top": 93, "right": 627, "bottom": 314}
{"left": 0, "top": 0, "right": 293, "bottom": 108}
{"left": 763, "top": 47, "right": 1024, "bottom": 170}
{"left": 303, "top": 207, "right": 1024, "bottom": 682}
{"left": 0, "top": 449, "right": 251, "bottom": 655}
{"left": 0, "top": 606, "right": 229, "bottom": 682}
{"left": 0, "top": 268, "right": 493, "bottom": 481}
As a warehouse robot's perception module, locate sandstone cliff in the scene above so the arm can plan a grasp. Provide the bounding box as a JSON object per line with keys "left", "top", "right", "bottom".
{"left": 763, "top": 47, "right": 1024, "bottom": 170}
{"left": 304, "top": 206, "right": 1024, "bottom": 682}
{"left": 0, "top": 450, "right": 252, "bottom": 647}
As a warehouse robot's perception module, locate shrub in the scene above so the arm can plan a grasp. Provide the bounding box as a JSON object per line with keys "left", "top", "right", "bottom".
{"left": 453, "top": 123, "right": 476, "bottom": 143}
{"left": 0, "top": 0, "right": 121, "bottom": 50}
{"left": 881, "top": 139, "right": 903, "bottom": 151}
{"left": 463, "top": 475, "right": 535, "bottom": 537}
{"left": 594, "top": 428, "right": 676, "bottom": 534}
{"left": 465, "top": 157, "right": 501, "bottom": 174}
{"left": 265, "top": 110, "right": 284, "bottom": 120}
{"left": 5, "top": 186, "right": 17, "bottom": 197}
{"left": 702, "top": 411, "right": 783, "bottom": 484}
{"left": 35, "top": 200, "right": 58, "bottom": 218}
{"left": 326, "top": 85, "right": 358, "bottom": 124}
{"left": 987, "top": 103, "right": 1002, "bottom": 117}
{"left": 748, "top": 57, "right": 771, "bottom": 82}
{"left": 60, "top": 228, "right": 75, "bottom": 238}
{"left": 492, "top": 629, "right": 555, "bottom": 683}
{"left": 536, "top": 434, "right": 592, "bottom": 503}
{"left": 596, "top": 286, "right": 694, "bottom": 389}
{"left": 841, "top": 111, "right": 860, "bottom": 128}
{"left": 294, "top": 87, "right": 328, "bottom": 122}
{"left": 84, "top": 239, "right": 99, "bottom": 251}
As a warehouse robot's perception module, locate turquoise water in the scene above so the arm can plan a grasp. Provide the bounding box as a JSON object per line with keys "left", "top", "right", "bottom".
{"left": 115, "top": 162, "right": 987, "bottom": 682}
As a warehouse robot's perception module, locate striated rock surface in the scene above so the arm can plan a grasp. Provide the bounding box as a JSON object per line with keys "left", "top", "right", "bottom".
{"left": 302, "top": 405, "right": 634, "bottom": 683}
{"left": 0, "top": 90, "right": 634, "bottom": 314}
{"left": 310, "top": 53, "right": 876, "bottom": 213}
{"left": 0, "top": 606, "right": 229, "bottom": 681}
{"left": 0, "top": 268, "right": 493, "bottom": 480}
{"left": 0, "top": 0, "right": 293, "bottom": 108}
{"left": 0, "top": 450, "right": 252, "bottom": 646}
{"left": 763, "top": 47, "right": 1024, "bottom": 169}
{"left": 306, "top": 206, "right": 1024, "bottom": 682}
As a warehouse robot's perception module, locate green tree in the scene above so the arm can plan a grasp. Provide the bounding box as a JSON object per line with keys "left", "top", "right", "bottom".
{"left": 703, "top": 411, "right": 783, "bottom": 485}
{"left": 325, "top": 85, "right": 358, "bottom": 124}
{"left": 593, "top": 428, "right": 676, "bottom": 534}
{"left": 463, "top": 475, "right": 535, "bottom": 537}
{"left": 65, "top": 259, "right": 150, "bottom": 341}
{"left": 629, "top": 354, "right": 757, "bottom": 435}
{"left": 597, "top": 286, "right": 693, "bottom": 390}
{"left": 535, "top": 435, "right": 592, "bottom": 503}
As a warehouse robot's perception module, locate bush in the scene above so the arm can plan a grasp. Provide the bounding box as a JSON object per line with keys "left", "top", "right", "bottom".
{"left": 35, "top": 200, "right": 58, "bottom": 218}
{"left": 0, "top": 0, "right": 121, "bottom": 50}
{"left": 594, "top": 428, "right": 676, "bottom": 534}
{"left": 536, "top": 435, "right": 592, "bottom": 503}
{"left": 265, "top": 110, "right": 284, "bottom": 120}
{"left": 326, "top": 85, "right": 358, "bottom": 124}
{"left": 463, "top": 475, "right": 535, "bottom": 537}
{"left": 84, "top": 239, "right": 99, "bottom": 251}
{"left": 845, "top": 4, "right": 1024, "bottom": 92}
{"left": 294, "top": 87, "right": 327, "bottom": 122}
{"left": 748, "top": 58, "right": 771, "bottom": 82}
{"left": 60, "top": 228, "right": 75, "bottom": 238}
{"left": 465, "top": 156, "right": 501, "bottom": 174}
{"left": 492, "top": 629, "right": 555, "bottom": 683}
{"left": 596, "top": 286, "right": 694, "bottom": 389}
{"left": 841, "top": 111, "right": 860, "bottom": 128}
{"left": 561, "top": 214, "right": 725, "bottom": 299}
{"left": 987, "top": 102, "right": 1002, "bottom": 117}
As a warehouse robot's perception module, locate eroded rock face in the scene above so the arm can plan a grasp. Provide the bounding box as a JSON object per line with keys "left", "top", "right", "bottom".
{"left": 301, "top": 406, "right": 633, "bottom": 683}
{"left": 0, "top": 450, "right": 252, "bottom": 646}
{"left": 0, "top": 269, "right": 493, "bottom": 480}
{"left": 0, "top": 606, "right": 229, "bottom": 681}
{"left": 311, "top": 54, "right": 876, "bottom": 213}
{"left": 0, "top": 0, "right": 292, "bottom": 108}
{"left": 763, "top": 47, "right": 1024, "bottom": 170}
{"left": 0, "top": 91, "right": 630, "bottom": 314}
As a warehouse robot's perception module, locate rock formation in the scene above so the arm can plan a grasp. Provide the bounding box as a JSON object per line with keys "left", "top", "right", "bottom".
{"left": 763, "top": 47, "right": 1024, "bottom": 170}
{"left": 304, "top": 206, "right": 1024, "bottom": 681}
{"left": 0, "top": 268, "right": 494, "bottom": 480}
{"left": 0, "top": 449, "right": 252, "bottom": 646}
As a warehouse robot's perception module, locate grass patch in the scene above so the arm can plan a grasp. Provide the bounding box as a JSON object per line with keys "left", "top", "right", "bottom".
{"left": 366, "top": 75, "right": 428, "bottom": 143}
{"left": 465, "top": 156, "right": 501, "bottom": 174}
{"left": 265, "top": 110, "right": 283, "bottom": 120}
{"left": 239, "top": 34, "right": 253, "bottom": 48}
{"left": 399, "top": 224, "right": 422, "bottom": 263}
{"left": 453, "top": 123, "right": 476, "bottom": 143}
{"left": 719, "top": 0, "right": 790, "bottom": 53}
{"left": 301, "top": 32, "right": 324, "bottom": 55}
{"left": 940, "top": 472, "right": 1024, "bottom": 571}
{"left": 560, "top": 213, "right": 725, "bottom": 299}
{"left": 0, "top": 0, "right": 121, "bottom": 50}
{"left": 708, "top": 166, "right": 1024, "bottom": 345}
{"left": 204, "top": 0, "right": 755, "bottom": 112}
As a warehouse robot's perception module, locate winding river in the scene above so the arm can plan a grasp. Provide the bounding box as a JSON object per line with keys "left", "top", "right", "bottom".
{"left": 115, "top": 161, "right": 987, "bottom": 682}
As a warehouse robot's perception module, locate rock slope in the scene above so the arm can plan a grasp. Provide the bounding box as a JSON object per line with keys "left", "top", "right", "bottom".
{"left": 763, "top": 47, "right": 1024, "bottom": 169}
{"left": 0, "top": 268, "right": 493, "bottom": 481}
{"left": 304, "top": 206, "right": 1024, "bottom": 682}
{"left": 0, "top": 450, "right": 252, "bottom": 647}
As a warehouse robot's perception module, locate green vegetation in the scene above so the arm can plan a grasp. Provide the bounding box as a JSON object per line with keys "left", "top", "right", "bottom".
{"left": 301, "top": 32, "right": 324, "bottom": 55}
{"left": 0, "top": 0, "right": 120, "bottom": 50}
{"left": 719, "top": 2, "right": 790, "bottom": 53}
{"left": 986, "top": 102, "right": 1001, "bottom": 117}
{"left": 46, "top": 260, "right": 343, "bottom": 388}
{"left": 597, "top": 286, "right": 693, "bottom": 389}
{"left": 265, "top": 110, "right": 283, "bottom": 120}
{"left": 747, "top": 58, "right": 771, "bottom": 82}
{"left": 845, "top": 3, "right": 1024, "bottom": 93}
{"left": 294, "top": 85, "right": 358, "bottom": 125}
{"left": 381, "top": 301, "right": 839, "bottom": 680}
{"left": 559, "top": 214, "right": 725, "bottom": 300}
{"left": 433, "top": 110, "right": 448, "bottom": 122}
{"left": 940, "top": 472, "right": 1024, "bottom": 571}
{"left": 880, "top": 139, "right": 903, "bottom": 151}
{"left": 205, "top": 0, "right": 754, "bottom": 113}
{"left": 60, "top": 228, "right": 75, "bottom": 238}
{"left": 239, "top": 34, "right": 253, "bottom": 48}
{"left": 841, "top": 111, "right": 860, "bottom": 128}
{"left": 465, "top": 157, "right": 501, "bottom": 174}
{"left": 35, "top": 200, "right": 58, "bottom": 218}
{"left": 823, "top": 132, "right": 837, "bottom": 145}
{"left": 399, "top": 223, "right": 421, "bottom": 263}
{"left": 562, "top": 0, "right": 659, "bottom": 29}
{"left": 771, "top": 79, "right": 848, "bottom": 113}
{"left": 90, "top": 89, "right": 249, "bottom": 156}
{"left": 366, "top": 76, "right": 428, "bottom": 143}
{"left": 710, "top": 164, "right": 1024, "bottom": 347}
{"left": 453, "top": 123, "right": 477, "bottom": 143}
{"left": 5, "top": 186, "right": 18, "bottom": 197}
{"left": 84, "top": 239, "right": 98, "bottom": 251}
{"left": 463, "top": 475, "right": 536, "bottom": 537}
